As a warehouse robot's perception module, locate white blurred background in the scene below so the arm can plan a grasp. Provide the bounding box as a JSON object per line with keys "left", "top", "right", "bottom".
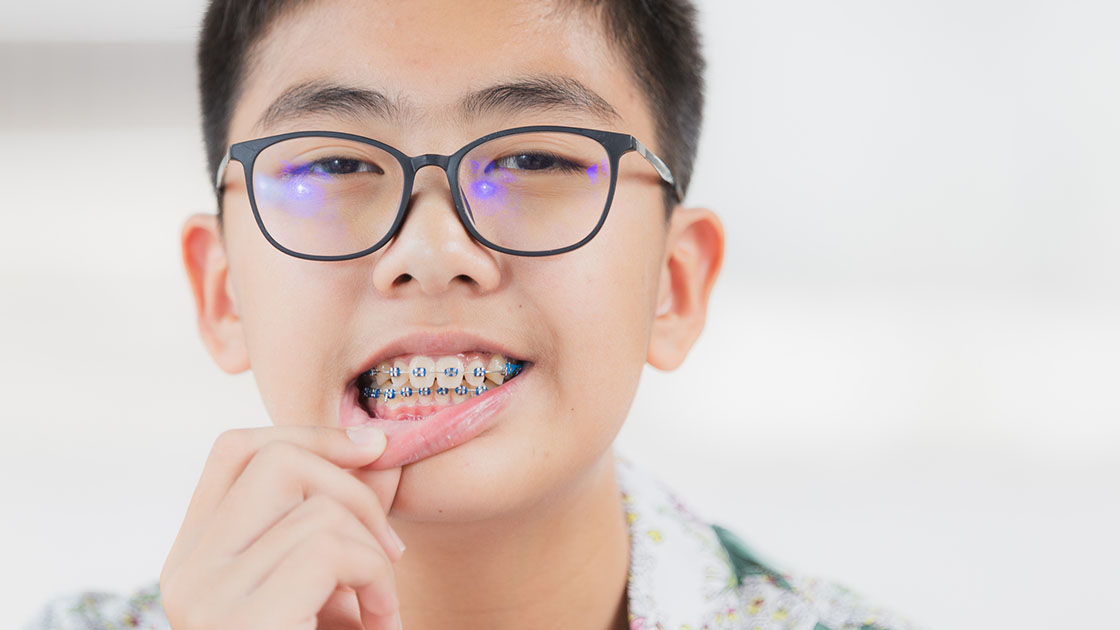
{"left": 2, "top": 1, "right": 1118, "bottom": 628}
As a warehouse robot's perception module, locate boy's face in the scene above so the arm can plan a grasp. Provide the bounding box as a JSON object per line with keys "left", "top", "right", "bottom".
{"left": 186, "top": 0, "right": 722, "bottom": 521}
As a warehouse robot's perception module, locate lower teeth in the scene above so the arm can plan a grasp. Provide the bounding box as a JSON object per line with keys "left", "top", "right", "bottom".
{"left": 362, "top": 383, "right": 493, "bottom": 399}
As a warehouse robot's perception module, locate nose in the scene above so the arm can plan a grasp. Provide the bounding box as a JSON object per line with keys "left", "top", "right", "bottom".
{"left": 371, "top": 161, "right": 501, "bottom": 296}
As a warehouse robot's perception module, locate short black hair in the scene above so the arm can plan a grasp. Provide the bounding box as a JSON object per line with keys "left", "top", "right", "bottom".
{"left": 197, "top": 0, "right": 705, "bottom": 210}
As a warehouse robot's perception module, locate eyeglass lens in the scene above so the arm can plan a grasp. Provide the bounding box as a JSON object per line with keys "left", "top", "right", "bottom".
{"left": 250, "top": 131, "right": 612, "bottom": 257}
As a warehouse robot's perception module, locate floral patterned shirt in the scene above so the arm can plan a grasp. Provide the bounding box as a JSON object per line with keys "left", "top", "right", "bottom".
{"left": 26, "top": 454, "right": 922, "bottom": 630}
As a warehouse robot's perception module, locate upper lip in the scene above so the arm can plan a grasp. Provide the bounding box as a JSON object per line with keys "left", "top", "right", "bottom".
{"left": 348, "top": 329, "right": 530, "bottom": 385}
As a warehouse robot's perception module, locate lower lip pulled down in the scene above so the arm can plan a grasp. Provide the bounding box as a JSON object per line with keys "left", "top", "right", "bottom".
{"left": 339, "top": 369, "right": 526, "bottom": 469}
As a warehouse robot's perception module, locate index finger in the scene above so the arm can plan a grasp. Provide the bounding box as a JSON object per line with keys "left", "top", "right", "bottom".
{"left": 164, "top": 425, "right": 390, "bottom": 577}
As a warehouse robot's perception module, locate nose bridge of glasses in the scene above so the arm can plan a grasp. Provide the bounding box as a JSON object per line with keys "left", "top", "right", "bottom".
{"left": 407, "top": 153, "right": 458, "bottom": 198}
{"left": 410, "top": 153, "right": 452, "bottom": 171}
{"left": 400, "top": 152, "right": 473, "bottom": 233}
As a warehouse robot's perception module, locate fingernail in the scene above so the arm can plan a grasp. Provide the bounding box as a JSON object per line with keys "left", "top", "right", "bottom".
{"left": 346, "top": 426, "right": 386, "bottom": 449}
{"left": 388, "top": 524, "right": 406, "bottom": 555}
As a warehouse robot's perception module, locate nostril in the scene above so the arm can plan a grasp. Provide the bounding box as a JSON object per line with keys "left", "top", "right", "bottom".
{"left": 393, "top": 273, "right": 413, "bottom": 287}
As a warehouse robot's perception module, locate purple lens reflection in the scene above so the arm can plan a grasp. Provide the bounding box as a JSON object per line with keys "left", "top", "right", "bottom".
{"left": 256, "top": 162, "right": 329, "bottom": 218}
{"left": 466, "top": 161, "right": 518, "bottom": 215}
{"left": 258, "top": 176, "right": 327, "bottom": 217}
{"left": 468, "top": 177, "right": 509, "bottom": 215}
{"left": 472, "top": 179, "right": 499, "bottom": 199}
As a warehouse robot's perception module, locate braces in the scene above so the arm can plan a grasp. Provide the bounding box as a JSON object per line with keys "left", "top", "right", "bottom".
{"left": 365, "top": 360, "right": 524, "bottom": 381}
{"left": 362, "top": 384, "right": 492, "bottom": 400}
{"left": 360, "top": 360, "right": 524, "bottom": 401}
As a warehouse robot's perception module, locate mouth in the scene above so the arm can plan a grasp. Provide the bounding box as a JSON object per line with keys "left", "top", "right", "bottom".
{"left": 357, "top": 352, "right": 526, "bottom": 420}
{"left": 340, "top": 348, "right": 531, "bottom": 469}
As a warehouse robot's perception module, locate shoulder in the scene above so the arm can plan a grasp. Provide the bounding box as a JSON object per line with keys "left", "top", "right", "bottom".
{"left": 613, "top": 454, "right": 924, "bottom": 630}
{"left": 714, "top": 524, "right": 924, "bottom": 630}
{"left": 24, "top": 581, "right": 167, "bottom": 630}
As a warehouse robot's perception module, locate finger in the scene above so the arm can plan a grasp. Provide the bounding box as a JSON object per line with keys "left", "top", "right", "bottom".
{"left": 163, "top": 497, "right": 388, "bottom": 627}
{"left": 241, "top": 531, "right": 398, "bottom": 627}
{"left": 216, "top": 494, "right": 388, "bottom": 600}
{"left": 164, "top": 425, "right": 389, "bottom": 575}
{"left": 195, "top": 440, "right": 405, "bottom": 566}
{"left": 317, "top": 588, "right": 367, "bottom": 630}
{"left": 350, "top": 465, "right": 404, "bottom": 515}
{"left": 359, "top": 591, "right": 404, "bottom": 630}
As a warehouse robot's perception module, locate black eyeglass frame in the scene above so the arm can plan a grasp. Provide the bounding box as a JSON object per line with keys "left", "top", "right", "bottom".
{"left": 214, "top": 125, "right": 683, "bottom": 260}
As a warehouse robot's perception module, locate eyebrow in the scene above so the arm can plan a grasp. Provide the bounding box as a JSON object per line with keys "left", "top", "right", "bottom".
{"left": 253, "top": 75, "right": 621, "bottom": 132}
{"left": 459, "top": 76, "right": 621, "bottom": 124}
{"left": 254, "top": 81, "right": 403, "bottom": 131}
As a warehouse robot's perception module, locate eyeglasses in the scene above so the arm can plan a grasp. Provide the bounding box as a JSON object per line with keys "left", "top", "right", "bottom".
{"left": 213, "top": 125, "right": 682, "bottom": 260}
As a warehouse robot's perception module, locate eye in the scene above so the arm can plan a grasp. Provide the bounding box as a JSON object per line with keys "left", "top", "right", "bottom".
{"left": 287, "top": 157, "right": 385, "bottom": 178}
{"left": 489, "top": 152, "right": 583, "bottom": 173}
{"left": 310, "top": 157, "right": 384, "bottom": 176}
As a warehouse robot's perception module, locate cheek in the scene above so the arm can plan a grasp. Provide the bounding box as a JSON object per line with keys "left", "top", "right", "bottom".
{"left": 223, "top": 201, "right": 357, "bottom": 425}
{"left": 537, "top": 227, "right": 660, "bottom": 429}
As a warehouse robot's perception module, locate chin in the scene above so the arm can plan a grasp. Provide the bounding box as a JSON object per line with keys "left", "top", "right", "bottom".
{"left": 387, "top": 434, "right": 545, "bottom": 522}
{"left": 384, "top": 424, "right": 617, "bottom": 525}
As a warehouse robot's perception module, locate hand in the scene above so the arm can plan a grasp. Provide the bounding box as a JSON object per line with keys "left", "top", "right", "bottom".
{"left": 160, "top": 426, "right": 405, "bottom": 630}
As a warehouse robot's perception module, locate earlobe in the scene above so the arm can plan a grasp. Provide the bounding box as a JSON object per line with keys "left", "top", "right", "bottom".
{"left": 181, "top": 213, "right": 250, "bottom": 374}
{"left": 646, "top": 207, "right": 725, "bottom": 370}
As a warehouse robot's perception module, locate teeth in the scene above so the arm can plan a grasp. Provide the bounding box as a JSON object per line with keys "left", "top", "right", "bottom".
{"left": 361, "top": 354, "right": 526, "bottom": 416}
{"left": 464, "top": 359, "right": 486, "bottom": 387}
{"left": 486, "top": 354, "right": 507, "bottom": 385}
{"left": 384, "top": 387, "right": 403, "bottom": 410}
{"left": 374, "top": 362, "right": 391, "bottom": 386}
{"left": 435, "top": 356, "right": 464, "bottom": 389}
{"left": 409, "top": 356, "right": 436, "bottom": 389}
{"left": 390, "top": 359, "right": 409, "bottom": 387}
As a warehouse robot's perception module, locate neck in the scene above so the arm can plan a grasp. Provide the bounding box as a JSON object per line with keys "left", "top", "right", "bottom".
{"left": 389, "top": 450, "right": 631, "bottom": 630}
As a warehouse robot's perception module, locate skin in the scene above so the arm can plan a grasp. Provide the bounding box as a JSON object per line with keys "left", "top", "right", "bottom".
{"left": 173, "top": 1, "right": 724, "bottom": 629}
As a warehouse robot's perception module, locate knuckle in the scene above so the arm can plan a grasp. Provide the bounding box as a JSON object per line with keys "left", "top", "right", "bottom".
{"left": 304, "top": 530, "right": 346, "bottom": 560}
{"left": 212, "top": 428, "right": 250, "bottom": 457}
{"left": 305, "top": 494, "right": 350, "bottom": 526}
{"left": 252, "top": 440, "right": 301, "bottom": 472}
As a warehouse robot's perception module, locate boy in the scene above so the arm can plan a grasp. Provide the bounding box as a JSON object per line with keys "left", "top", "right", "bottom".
{"left": 32, "top": 1, "right": 919, "bottom": 629}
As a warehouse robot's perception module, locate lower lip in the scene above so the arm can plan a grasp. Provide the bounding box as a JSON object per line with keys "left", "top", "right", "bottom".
{"left": 338, "top": 369, "right": 527, "bottom": 469}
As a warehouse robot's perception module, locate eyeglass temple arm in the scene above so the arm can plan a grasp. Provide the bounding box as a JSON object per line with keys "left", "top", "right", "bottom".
{"left": 214, "top": 149, "right": 233, "bottom": 191}
{"left": 632, "top": 139, "right": 684, "bottom": 203}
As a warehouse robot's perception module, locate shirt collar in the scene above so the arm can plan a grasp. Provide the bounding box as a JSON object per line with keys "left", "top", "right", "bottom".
{"left": 615, "top": 454, "right": 743, "bottom": 629}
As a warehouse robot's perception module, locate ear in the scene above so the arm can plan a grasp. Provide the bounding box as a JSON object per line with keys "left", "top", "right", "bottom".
{"left": 647, "top": 207, "right": 725, "bottom": 370}
{"left": 181, "top": 213, "right": 250, "bottom": 374}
